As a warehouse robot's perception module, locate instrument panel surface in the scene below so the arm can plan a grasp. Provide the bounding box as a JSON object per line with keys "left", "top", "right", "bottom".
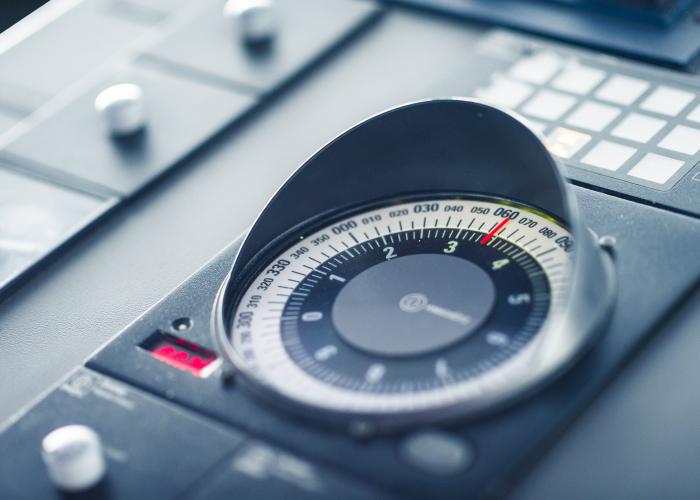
{"left": 1, "top": 6, "right": 699, "bottom": 499}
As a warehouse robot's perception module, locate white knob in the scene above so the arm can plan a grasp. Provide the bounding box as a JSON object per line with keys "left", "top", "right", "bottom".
{"left": 223, "top": 0, "right": 278, "bottom": 44}
{"left": 41, "top": 425, "right": 107, "bottom": 492}
{"left": 94, "top": 83, "right": 147, "bottom": 137}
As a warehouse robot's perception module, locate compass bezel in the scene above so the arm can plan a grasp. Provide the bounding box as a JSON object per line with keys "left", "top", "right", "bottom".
{"left": 212, "top": 98, "right": 615, "bottom": 431}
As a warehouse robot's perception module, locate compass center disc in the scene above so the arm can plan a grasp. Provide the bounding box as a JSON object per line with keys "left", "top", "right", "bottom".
{"left": 331, "top": 253, "right": 496, "bottom": 357}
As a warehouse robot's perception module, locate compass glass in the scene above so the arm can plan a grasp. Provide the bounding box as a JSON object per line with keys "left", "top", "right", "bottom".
{"left": 227, "top": 196, "right": 573, "bottom": 415}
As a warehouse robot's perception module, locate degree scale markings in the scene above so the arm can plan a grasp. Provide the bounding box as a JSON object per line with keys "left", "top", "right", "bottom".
{"left": 276, "top": 224, "right": 553, "bottom": 313}
{"left": 231, "top": 197, "right": 573, "bottom": 414}
{"left": 481, "top": 217, "right": 511, "bottom": 245}
{"left": 299, "top": 217, "right": 558, "bottom": 295}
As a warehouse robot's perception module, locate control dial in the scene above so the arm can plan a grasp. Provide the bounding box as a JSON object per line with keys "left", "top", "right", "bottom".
{"left": 41, "top": 425, "right": 106, "bottom": 492}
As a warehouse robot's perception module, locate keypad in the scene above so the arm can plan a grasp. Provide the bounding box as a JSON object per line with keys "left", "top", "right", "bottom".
{"left": 546, "top": 127, "right": 590, "bottom": 159}
{"left": 551, "top": 63, "right": 605, "bottom": 95}
{"left": 688, "top": 104, "right": 700, "bottom": 123}
{"left": 611, "top": 113, "right": 666, "bottom": 143}
{"left": 475, "top": 75, "right": 533, "bottom": 109}
{"left": 580, "top": 141, "right": 635, "bottom": 171}
{"left": 509, "top": 51, "right": 561, "bottom": 84}
{"left": 566, "top": 101, "right": 620, "bottom": 132}
{"left": 472, "top": 46, "right": 700, "bottom": 191}
{"left": 521, "top": 89, "right": 576, "bottom": 120}
{"left": 658, "top": 125, "right": 700, "bottom": 156}
{"left": 640, "top": 86, "right": 694, "bottom": 116}
{"left": 628, "top": 153, "right": 685, "bottom": 184}
{"left": 595, "top": 75, "right": 649, "bottom": 105}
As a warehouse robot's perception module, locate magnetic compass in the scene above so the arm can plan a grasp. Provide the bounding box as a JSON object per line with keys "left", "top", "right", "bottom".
{"left": 214, "top": 99, "right": 614, "bottom": 429}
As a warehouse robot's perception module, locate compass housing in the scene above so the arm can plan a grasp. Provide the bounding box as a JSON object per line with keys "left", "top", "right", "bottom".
{"left": 213, "top": 98, "right": 615, "bottom": 429}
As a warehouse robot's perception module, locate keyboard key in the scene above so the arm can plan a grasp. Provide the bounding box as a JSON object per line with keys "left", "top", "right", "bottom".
{"left": 611, "top": 113, "right": 666, "bottom": 143}
{"left": 475, "top": 75, "right": 533, "bottom": 109}
{"left": 687, "top": 104, "right": 700, "bottom": 123}
{"left": 628, "top": 153, "right": 684, "bottom": 184}
{"left": 546, "top": 127, "right": 591, "bottom": 159}
{"left": 581, "top": 141, "right": 636, "bottom": 171}
{"left": 551, "top": 64, "right": 605, "bottom": 95}
{"left": 565, "top": 101, "right": 621, "bottom": 132}
{"left": 640, "top": 86, "right": 694, "bottom": 116}
{"left": 595, "top": 75, "right": 649, "bottom": 105}
{"left": 524, "top": 119, "right": 547, "bottom": 135}
{"left": 509, "top": 52, "right": 562, "bottom": 85}
{"left": 658, "top": 125, "right": 700, "bottom": 156}
{"left": 521, "top": 90, "right": 577, "bottom": 121}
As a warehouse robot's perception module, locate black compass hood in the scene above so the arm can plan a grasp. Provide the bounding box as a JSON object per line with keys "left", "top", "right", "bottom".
{"left": 228, "top": 99, "right": 570, "bottom": 283}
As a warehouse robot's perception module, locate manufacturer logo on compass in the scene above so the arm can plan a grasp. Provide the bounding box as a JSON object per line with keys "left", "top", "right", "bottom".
{"left": 399, "top": 293, "right": 429, "bottom": 313}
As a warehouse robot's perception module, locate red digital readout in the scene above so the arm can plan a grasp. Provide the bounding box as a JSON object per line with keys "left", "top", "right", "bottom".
{"left": 143, "top": 333, "right": 220, "bottom": 378}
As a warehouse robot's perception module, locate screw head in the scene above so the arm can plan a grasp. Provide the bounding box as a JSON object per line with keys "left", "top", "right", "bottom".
{"left": 598, "top": 235, "right": 616, "bottom": 253}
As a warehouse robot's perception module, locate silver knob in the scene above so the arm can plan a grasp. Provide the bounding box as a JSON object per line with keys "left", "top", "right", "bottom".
{"left": 94, "top": 83, "right": 147, "bottom": 137}
{"left": 223, "top": 0, "right": 278, "bottom": 44}
{"left": 41, "top": 425, "right": 107, "bottom": 492}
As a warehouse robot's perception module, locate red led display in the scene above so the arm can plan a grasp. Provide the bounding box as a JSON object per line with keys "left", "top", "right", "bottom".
{"left": 142, "top": 332, "right": 220, "bottom": 378}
